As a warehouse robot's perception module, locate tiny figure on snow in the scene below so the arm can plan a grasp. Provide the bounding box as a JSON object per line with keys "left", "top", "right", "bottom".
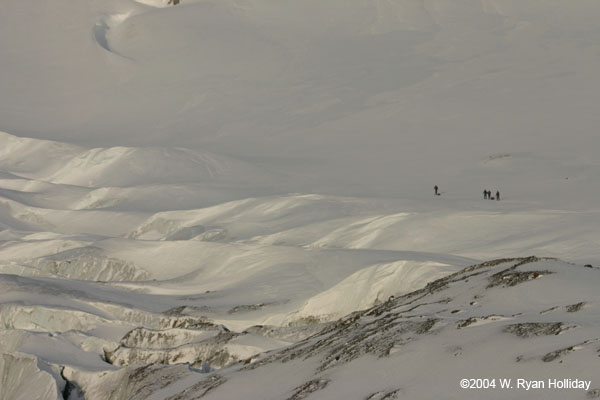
{"left": 483, "top": 189, "right": 488, "bottom": 199}
{"left": 496, "top": 191, "right": 500, "bottom": 201}
{"left": 434, "top": 185, "right": 439, "bottom": 195}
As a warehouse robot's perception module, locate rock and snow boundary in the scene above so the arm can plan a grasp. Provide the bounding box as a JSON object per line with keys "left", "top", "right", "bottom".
{"left": 6, "top": 257, "right": 596, "bottom": 400}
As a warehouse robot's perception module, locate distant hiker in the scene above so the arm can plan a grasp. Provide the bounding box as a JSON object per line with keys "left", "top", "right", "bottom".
{"left": 488, "top": 190, "right": 492, "bottom": 200}
{"left": 483, "top": 189, "right": 488, "bottom": 199}
{"left": 496, "top": 191, "right": 500, "bottom": 201}
{"left": 434, "top": 185, "right": 439, "bottom": 195}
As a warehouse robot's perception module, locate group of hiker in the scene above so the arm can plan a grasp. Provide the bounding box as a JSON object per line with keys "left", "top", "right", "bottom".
{"left": 483, "top": 189, "right": 500, "bottom": 201}
{"left": 433, "top": 185, "right": 500, "bottom": 201}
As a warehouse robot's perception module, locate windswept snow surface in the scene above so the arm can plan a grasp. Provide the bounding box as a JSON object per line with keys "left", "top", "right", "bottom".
{"left": 2, "top": 0, "right": 600, "bottom": 399}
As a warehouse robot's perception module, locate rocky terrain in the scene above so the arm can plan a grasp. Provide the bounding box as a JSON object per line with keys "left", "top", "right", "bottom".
{"left": 42, "top": 257, "right": 598, "bottom": 399}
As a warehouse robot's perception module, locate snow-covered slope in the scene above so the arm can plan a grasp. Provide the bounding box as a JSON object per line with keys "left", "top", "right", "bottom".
{"left": 49, "top": 258, "right": 600, "bottom": 400}
{"left": 0, "top": 131, "right": 271, "bottom": 190}
{"left": 2, "top": 0, "right": 600, "bottom": 199}
{"left": 2, "top": 0, "right": 600, "bottom": 398}
{"left": 1, "top": 133, "right": 599, "bottom": 400}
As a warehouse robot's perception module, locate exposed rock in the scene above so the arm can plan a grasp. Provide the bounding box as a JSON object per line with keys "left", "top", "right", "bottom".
{"left": 163, "top": 306, "right": 188, "bottom": 316}
{"left": 228, "top": 302, "right": 277, "bottom": 314}
{"left": 386, "top": 257, "right": 544, "bottom": 302}
{"left": 247, "top": 313, "right": 438, "bottom": 373}
{"left": 541, "top": 337, "right": 600, "bottom": 362}
{"left": 366, "top": 389, "right": 402, "bottom": 399}
{"left": 465, "top": 258, "right": 519, "bottom": 270}
{"left": 587, "top": 388, "right": 600, "bottom": 398}
{"left": 243, "top": 324, "right": 329, "bottom": 342}
{"left": 102, "top": 364, "right": 192, "bottom": 400}
{"left": 457, "top": 317, "right": 477, "bottom": 329}
{"left": 287, "top": 379, "right": 329, "bottom": 400}
{"left": 158, "top": 315, "right": 218, "bottom": 330}
{"left": 504, "top": 322, "right": 566, "bottom": 338}
{"left": 119, "top": 326, "right": 223, "bottom": 349}
{"left": 487, "top": 269, "right": 552, "bottom": 288}
{"left": 542, "top": 346, "right": 575, "bottom": 362}
{"left": 243, "top": 257, "right": 582, "bottom": 379}
{"left": 566, "top": 302, "right": 585, "bottom": 312}
{"left": 415, "top": 319, "right": 436, "bottom": 334}
{"left": 57, "top": 257, "right": 598, "bottom": 399}
{"left": 539, "top": 306, "right": 560, "bottom": 315}
{"left": 107, "top": 330, "right": 238, "bottom": 369}
{"left": 288, "top": 316, "right": 322, "bottom": 327}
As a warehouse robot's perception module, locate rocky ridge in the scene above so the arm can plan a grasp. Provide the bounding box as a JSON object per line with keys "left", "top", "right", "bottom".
{"left": 58, "top": 257, "right": 600, "bottom": 399}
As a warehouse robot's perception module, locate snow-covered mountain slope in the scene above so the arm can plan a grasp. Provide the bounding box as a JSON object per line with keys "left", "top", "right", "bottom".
{"left": 204, "top": 258, "right": 600, "bottom": 400}
{"left": 2, "top": 0, "right": 600, "bottom": 398}
{"left": 1, "top": 131, "right": 599, "bottom": 399}
{"left": 51, "top": 258, "right": 600, "bottom": 400}
{"left": 0, "top": 131, "right": 599, "bottom": 398}
{"left": 0, "top": 131, "right": 272, "bottom": 190}
{"left": 2, "top": 0, "right": 600, "bottom": 198}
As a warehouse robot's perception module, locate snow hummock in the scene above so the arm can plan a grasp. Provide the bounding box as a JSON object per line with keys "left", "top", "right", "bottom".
{"left": 1, "top": 129, "right": 600, "bottom": 398}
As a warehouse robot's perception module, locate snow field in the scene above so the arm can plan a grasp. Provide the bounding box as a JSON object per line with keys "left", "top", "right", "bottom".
{"left": 2, "top": 0, "right": 600, "bottom": 397}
